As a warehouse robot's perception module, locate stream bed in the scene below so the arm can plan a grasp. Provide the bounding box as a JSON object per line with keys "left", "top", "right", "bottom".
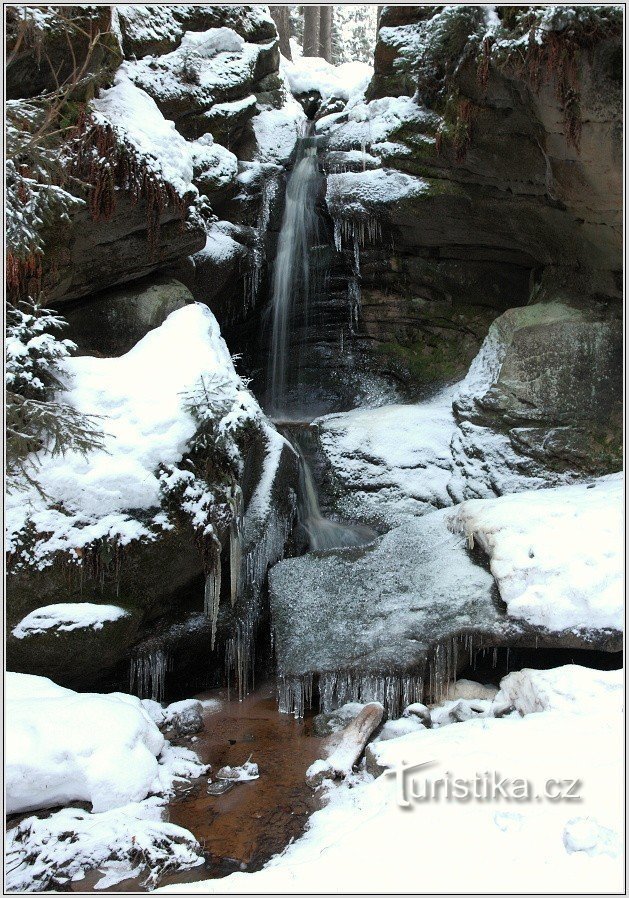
{"left": 74, "top": 683, "right": 325, "bottom": 892}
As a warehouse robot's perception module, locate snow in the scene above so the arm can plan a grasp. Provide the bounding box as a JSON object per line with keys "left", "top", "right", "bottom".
{"left": 326, "top": 167, "right": 429, "bottom": 217}
{"left": 448, "top": 473, "right": 623, "bottom": 632}
{"left": 193, "top": 220, "right": 245, "bottom": 266}
{"left": 316, "top": 389, "right": 456, "bottom": 526}
{"left": 283, "top": 56, "right": 372, "bottom": 102}
{"left": 179, "top": 26, "right": 244, "bottom": 57}
{"left": 92, "top": 69, "right": 195, "bottom": 197}
{"left": 252, "top": 94, "right": 306, "bottom": 165}
{"left": 6, "top": 797, "right": 203, "bottom": 892}
{"left": 7, "top": 303, "right": 257, "bottom": 568}
{"left": 191, "top": 133, "right": 238, "bottom": 188}
{"left": 320, "top": 94, "right": 436, "bottom": 151}
{"left": 495, "top": 665, "right": 624, "bottom": 716}
{"left": 12, "top": 603, "right": 129, "bottom": 638}
{"left": 215, "top": 760, "right": 259, "bottom": 782}
{"left": 159, "top": 667, "right": 623, "bottom": 894}
{"left": 128, "top": 32, "right": 274, "bottom": 107}
{"left": 6, "top": 672, "right": 207, "bottom": 816}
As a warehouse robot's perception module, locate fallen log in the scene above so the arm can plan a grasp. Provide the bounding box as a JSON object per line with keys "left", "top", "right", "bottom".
{"left": 306, "top": 701, "right": 384, "bottom": 788}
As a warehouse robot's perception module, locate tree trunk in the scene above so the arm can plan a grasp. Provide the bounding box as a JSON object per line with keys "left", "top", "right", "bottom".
{"left": 269, "top": 6, "right": 292, "bottom": 60}
{"left": 306, "top": 703, "right": 384, "bottom": 787}
{"left": 302, "top": 5, "right": 320, "bottom": 57}
{"left": 318, "top": 5, "right": 332, "bottom": 62}
{"left": 377, "top": 6, "right": 384, "bottom": 30}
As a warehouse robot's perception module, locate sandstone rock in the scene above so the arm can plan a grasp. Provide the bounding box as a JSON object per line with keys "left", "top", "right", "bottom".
{"left": 42, "top": 197, "right": 206, "bottom": 307}
{"left": 63, "top": 277, "right": 191, "bottom": 356}
{"left": 449, "top": 299, "right": 623, "bottom": 499}
{"left": 117, "top": 5, "right": 277, "bottom": 60}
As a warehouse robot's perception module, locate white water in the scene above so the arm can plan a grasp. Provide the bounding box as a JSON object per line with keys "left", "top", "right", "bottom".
{"left": 297, "top": 441, "right": 376, "bottom": 551}
{"left": 267, "top": 138, "right": 320, "bottom": 416}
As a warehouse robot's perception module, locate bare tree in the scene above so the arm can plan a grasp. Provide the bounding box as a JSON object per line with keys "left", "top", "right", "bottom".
{"left": 269, "top": 5, "right": 292, "bottom": 60}
{"left": 303, "top": 5, "right": 320, "bottom": 57}
{"left": 319, "top": 6, "right": 333, "bottom": 62}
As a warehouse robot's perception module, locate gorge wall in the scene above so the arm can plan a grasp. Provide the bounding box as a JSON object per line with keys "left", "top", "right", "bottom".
{"left": 5, "top": 5, "right": 623, "bottom": 701}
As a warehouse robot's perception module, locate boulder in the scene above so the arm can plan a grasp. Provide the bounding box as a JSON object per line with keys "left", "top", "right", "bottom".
{"left": 63, "top": 277, "right": 191, "bottom": 356}
{"left": 449, "top": 299, "right": 623, "bottom": 498}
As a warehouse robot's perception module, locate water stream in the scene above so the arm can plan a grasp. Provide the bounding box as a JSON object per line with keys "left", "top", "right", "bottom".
{"left": 293, "top": 435, "right": 376, "bottom": 551}
{"left": 266, "top": 131, "right": 320, "bottom": 417}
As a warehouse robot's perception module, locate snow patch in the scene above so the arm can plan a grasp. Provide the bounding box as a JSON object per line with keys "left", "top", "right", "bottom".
{"left": 12, "top": 603, "right": 129, "bottom": 638}
{"left": 448, "top": 474, "right": 623, "bottom": 632}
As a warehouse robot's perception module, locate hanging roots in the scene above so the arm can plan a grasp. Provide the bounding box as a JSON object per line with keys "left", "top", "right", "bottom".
{"left": 70, "top": 112, "right": 185, "bottom": 256}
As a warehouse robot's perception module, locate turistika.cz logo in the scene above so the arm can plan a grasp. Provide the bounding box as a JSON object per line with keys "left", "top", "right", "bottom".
{"left": 385, "top": 761, "right": 583, "bottom": 808}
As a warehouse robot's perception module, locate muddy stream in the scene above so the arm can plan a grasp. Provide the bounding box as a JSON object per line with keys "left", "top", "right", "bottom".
{"left": 74, "top": 683, "right": 325, "bottom": 891}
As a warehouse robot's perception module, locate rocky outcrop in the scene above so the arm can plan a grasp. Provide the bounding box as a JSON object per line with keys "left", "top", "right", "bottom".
{"left": 310, "top": 5, "right": 621, "bottom": 473}
{"left": 450, "top": 296, "right": 622, "bottom": 499}
{"left": 63, "top": 276, "right": 191, "bottom": 356}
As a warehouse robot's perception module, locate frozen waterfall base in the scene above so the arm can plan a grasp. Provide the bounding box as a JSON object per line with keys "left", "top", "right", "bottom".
{"left": 270, "top": 510, "right": 621, "bottom": 718}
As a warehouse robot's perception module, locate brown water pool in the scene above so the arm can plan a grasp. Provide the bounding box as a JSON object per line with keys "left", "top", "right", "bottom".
{"left": 77, "top": 681, "right": 325, "bottom": 891}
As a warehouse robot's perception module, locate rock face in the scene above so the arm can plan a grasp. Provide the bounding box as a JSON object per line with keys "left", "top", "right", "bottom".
{"left": 63, "top": 276, "right": 191, "bottom": 356}
{"left": 306, "top": 4, "right": 621, "bottom": 474}
{"left": 449, "top": 297, "right": 623, "bottom": 498}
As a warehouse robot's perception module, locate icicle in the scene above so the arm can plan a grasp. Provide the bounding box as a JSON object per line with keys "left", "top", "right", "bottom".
{"left": 333, "top": 216, "right": 342, "bottom": 252}
{"left": 204, "top": 550, "right": 222, "bottom": 651}
{"left": 244, "top": 172, "right": 278, "bottom": 312}
{"left": 277, "top": 673, "right": 313, "bottom": 719}
{"left": 129, "top": 648, "right": 169, "bottom": 702}
{"left": 348, "top": 277, "right": 361, "bottom": 331}
{"left": 229, "top": 486, "right": 243, "bottom": 607}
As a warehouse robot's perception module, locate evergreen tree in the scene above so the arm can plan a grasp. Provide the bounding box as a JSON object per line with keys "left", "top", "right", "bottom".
{"left": 331, "top": 5, "right": 378, "bottom": 64}
{"left": 6, "top": 297, "right": 103, "bottom": 492}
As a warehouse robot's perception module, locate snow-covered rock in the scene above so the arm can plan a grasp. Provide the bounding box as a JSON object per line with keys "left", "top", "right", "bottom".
{"left": 448, "top": 474, "right": 623, "bottom": 633}
{"left": 6, "top": 796, "right": 204, "bottom": 892}
{"left": 6, "top": 673, "right": 207, "bottom": 815}
{"left": 316, "top": 388, "right": 456, "bottom": 527}
{"left": 12, "top": 603, "right": 129, "bottom": 638}
{"left": 326, "top": 167, "right": 429, "bottom": 219}
{"left": 6, "top": 303, "right": 257, "bottom": 569}
{"left": 283, "top": 55, "right": 372, "bottom": 102}
{"left": 162, "top": 699, "right": 204, "bottom": 736}
{"left": 92, "top": 69, "right": 196, "bottom": 197}
{"left": 252, "top": 93, "right": 306, "bottom": 165}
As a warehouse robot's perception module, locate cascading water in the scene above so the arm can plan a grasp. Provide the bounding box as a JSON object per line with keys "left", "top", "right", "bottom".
{"left": 293, "top": 437, "right": 375, "bottom": 551}
{"left": 267, "top": 132, "right": 320, "bottom": 417}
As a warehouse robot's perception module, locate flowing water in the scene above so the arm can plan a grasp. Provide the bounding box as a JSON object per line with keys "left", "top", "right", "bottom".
{"left": 294, "top": 437, "right": 376, "bottom": 551}
{"left": 73, "top": 683, "right": 325, "bottom": 892}
{"left": 267, "top": 133, "right": 320, "bottom": 417}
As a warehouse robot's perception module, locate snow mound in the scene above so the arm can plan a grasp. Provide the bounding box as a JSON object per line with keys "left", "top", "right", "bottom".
{"left": 496, "top": 665, "right": 624, "bottom": 716}
{"left": 179, "top": 26, "right": 244, "bottom": 57}
{"left": 6, "top": 672, "right": 207, "bottom": 815}
{"left": 448, "top": 474, "right": 623, "bottom": 632}
{"left": 12, "top": 603, "right": 128, "bottom": 638}
{"left": 283, "top": 55, "right": 372, "bottom": 101}
{"left": 6, "top": 796, "right": 203, "bottom": 892}
{"left": 7, "top": 303, "right": 257, "bottom": 568}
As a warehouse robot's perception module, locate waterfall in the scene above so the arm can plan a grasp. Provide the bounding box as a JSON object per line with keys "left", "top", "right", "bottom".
{"left": 296, "top": 440, "right": 375, "bottom": 551}
{"left": 267, "top": 134, "right": 320, "bottom": 416}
